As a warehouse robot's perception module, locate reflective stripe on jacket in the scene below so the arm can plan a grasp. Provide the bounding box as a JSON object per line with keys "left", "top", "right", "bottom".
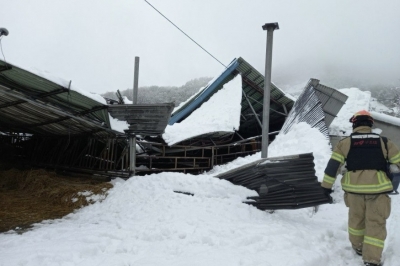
{"left": 322, "top": 126, "right": 400, "bottom": 194}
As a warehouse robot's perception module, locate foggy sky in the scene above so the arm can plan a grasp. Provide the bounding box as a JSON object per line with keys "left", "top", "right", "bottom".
{"left": 1, "top": 0, "right": 399, "bottom": 94}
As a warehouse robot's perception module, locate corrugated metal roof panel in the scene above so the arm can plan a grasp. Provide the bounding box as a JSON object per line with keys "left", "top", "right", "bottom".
{"left": 0, "top": 60, "right": 115, "bottom": 137}
{"left": 279, "top": 79, "right": 348, "bottom": 137}
{"left": 311, "top": 79, "right": 348, "bottom": 126}
{"left": 216, "top": 153, "right": 332, "bottom": 210}
{"left": 167, "top": 57, "right": 296, "bottom": 142}
{"left": 0, "top": 60, "right": 110, "bottom": 127}
{"left": 280, "top": 82, "right": 329, "bottom": 137}
{"left": 235, "top": 57, "right": 294, "bottom": 136}
{"left": 108, "top": 103, "right": 175, "bottom": 135}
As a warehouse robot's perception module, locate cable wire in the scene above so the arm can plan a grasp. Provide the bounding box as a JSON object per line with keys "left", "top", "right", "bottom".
{"left": 144, "top": 0, "right": 227, "bottom": 68}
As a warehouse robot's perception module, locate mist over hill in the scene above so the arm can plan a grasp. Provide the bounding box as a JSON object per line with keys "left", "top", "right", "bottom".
{"left": 102, "top": 75, "right": 400, "bottom": 117}
{"left": 102, "top": 77, "right": 212, "bottom": 106}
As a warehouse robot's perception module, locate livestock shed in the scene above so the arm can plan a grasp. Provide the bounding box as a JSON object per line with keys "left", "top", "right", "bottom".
{"left": 0, "top": 57, "right": 347, "bottom": 176}
{"left": 139, "top": 58, "right": 348, "bottom": 173}
{"left": 0, "top": 57, "right": 345, "bottom": 213}
{"left": 0, "top": 59, "right": 173, "bottom": 178}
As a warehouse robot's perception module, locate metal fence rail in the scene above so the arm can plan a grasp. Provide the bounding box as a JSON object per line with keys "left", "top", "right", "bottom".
{"left": 0, "top": 133, "right": 262, "bottom": 177}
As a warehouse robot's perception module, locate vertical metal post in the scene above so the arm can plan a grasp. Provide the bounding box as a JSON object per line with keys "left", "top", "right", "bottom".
{"left": 125, "top": 130, "right": 136, "bottom": 176}
{"left": 261, "top": 22, "right": 279, "bottom": 158}
{"left": 133, "top": 56, "right": 140, "bottom": 104}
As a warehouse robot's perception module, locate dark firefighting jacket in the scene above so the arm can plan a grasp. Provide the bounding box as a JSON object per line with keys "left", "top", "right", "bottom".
{"left": 322, "top": 126, "right": 400, "bottom": 194}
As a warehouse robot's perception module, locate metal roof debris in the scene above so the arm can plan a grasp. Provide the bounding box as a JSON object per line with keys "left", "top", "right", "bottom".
{"left": 108, "top": 103, "right": 175, "bottom": 135}
{"left": 0, "top": 59, "right": 114, "bottom": 137}
{"left": 216, "top": 153, "right": 332, "bottom": 210}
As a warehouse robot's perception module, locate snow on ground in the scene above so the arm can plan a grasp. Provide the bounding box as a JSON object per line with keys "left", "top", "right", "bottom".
{"left": 2, "top": 119, "right": 400, "bottom": 266}
{"left": 1, "top": 69, "right": 400, "bottom": 266}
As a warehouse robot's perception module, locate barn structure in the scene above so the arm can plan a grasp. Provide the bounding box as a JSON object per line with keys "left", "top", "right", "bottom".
{"left": 0, "top": 58, "right": 347, "bottom": 178}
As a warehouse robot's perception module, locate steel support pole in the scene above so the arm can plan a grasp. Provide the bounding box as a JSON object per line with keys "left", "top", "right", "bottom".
{"left": 133, "top": 56, "right": 140, "bottom": 104}
{"left": 125, "top": 130, "right": 136, "bottom": 176}
{"left": 261, "top": 22, "right": 279, "bottom": 158}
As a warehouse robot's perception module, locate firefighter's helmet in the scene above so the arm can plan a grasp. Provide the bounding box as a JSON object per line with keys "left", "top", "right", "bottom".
{"left": 349, "top": 110, "right": 374, "bottom": 127}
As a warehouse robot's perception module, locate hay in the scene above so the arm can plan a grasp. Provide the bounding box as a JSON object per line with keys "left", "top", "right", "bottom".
{"left": 0, "top": 168, "right": 113, "bottom": 233}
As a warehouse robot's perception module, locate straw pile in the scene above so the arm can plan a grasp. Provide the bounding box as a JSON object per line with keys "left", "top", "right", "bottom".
{"left": 0, "top": 168, "right": 113, "bottom": 233}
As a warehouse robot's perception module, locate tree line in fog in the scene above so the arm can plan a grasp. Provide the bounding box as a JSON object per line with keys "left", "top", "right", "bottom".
{"left": 102, "top": 76, "right": 400, "bottom": 117}
{"left": 102, "top": 77, "right": 212, "bottom": 107}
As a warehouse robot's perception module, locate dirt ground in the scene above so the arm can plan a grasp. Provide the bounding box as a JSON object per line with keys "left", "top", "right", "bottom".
{"left": 0, "top": 168, "right": 113, "bottom": 233}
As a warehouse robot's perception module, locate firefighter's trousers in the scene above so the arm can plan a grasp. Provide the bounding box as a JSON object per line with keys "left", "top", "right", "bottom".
{"left": 344, "top": 192, "right": 391, "bottom": 264}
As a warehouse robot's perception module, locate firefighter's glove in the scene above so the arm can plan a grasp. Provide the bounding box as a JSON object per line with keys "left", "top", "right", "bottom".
{"left": 390, "top": 164, "right": 400, "bottom": 174}
{"left": 322, "top": 188, "right": 333, "bottom": 196}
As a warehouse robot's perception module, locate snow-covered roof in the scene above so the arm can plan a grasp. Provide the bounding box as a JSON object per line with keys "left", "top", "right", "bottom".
{"left": 329, "top": 87, "right": 400, "bottom": 136}
{"left": 371, "top": 111, "right": 400, "bottom": 127}
{"left": 0, "top": 59, "right": 129, "bottom": 135}
{"left": 163, "top": 75, "right": 242, "bottom": 146}
{"left": 165, "top": 57, "right": 295, "bottom": 146}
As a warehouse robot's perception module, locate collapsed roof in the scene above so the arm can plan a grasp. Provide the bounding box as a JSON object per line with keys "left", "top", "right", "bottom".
{"left": 0, "top": 56, "right": 348, "bottom": 179}
{"left": 164, "top": 57, "right": 348, "bottom": 146}
{"left": 0, "top": 59, "right": 115, "bottom": 138}
{"left": 0, "top": 59, "right": 175, "bottom": 138}
{"left": 169, "top": 58, "right": 294, "bottom": 139}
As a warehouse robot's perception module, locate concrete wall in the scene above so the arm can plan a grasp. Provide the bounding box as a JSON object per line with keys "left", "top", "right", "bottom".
{"left": 374, "top": 120, "right": 400, "bottom": 147}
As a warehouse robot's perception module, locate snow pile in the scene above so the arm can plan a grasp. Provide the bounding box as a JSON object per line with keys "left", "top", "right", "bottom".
{"left": 370, "top": 97, "right": 392, "bottom": 113}
{"left": 0, "top": 122, "right": 337, "bottom": 266}
{"left": 329, "top": 88, "right": 371, "bottom": 136}
{"left": 163, "top": 76, "right": 242, "bottom": 146}
{"left": 329, "top": 88, "right": 400, "bottom": 136}
{"left": 108, "top": 115, "right": 130, "bottom": 133}
{"left": 2, "top": 110, "right": 400, "bottom": 265}
{"left": 3, "top": 63, "right": 400, "bottom": 265}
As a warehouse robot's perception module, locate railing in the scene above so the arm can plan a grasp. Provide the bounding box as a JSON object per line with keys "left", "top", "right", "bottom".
{"left": 0, "top": 133, "right": 262, "bottom": 177}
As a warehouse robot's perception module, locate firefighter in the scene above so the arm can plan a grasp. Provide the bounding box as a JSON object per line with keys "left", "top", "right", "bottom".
{"left": 321, "top": 110, "right": 400, "bottom": 266}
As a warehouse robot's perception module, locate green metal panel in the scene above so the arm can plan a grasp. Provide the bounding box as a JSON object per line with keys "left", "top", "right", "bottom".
{"left": 235, "top": 57, "right": 294, "bottom": 136}
{"left": 236, "top": 57, "right": 294, "bottom": 116}
{"left": 0, "top": 60, "right": 110, "bottom": 128}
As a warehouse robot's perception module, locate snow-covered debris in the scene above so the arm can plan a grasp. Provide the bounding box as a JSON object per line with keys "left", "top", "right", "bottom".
{"left": 371, "top": 111, "right": 400, "bottom": 127}
{"left": 2, "top": 95, "right": 400, "bottom": 265}
{"left": 329, "top": 88, "right": 371, "bottom": 136}
{"left": 163, "top": 75, "right": 242, "bottom": 146}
